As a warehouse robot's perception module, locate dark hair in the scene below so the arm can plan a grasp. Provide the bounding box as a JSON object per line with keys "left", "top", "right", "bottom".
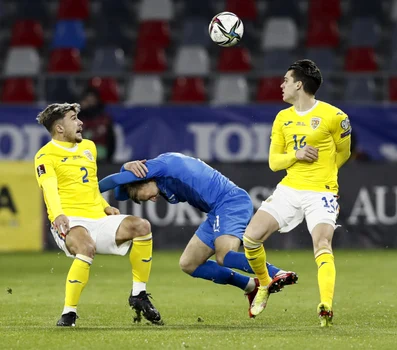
{"left": 123, "top": 179, "right": 155, "bottom": 204}
{"left": 36, "top": 103, "right": 80, "bottom": 133}
{"left": 288, "top": 59, "right": 323, "bottom": 95}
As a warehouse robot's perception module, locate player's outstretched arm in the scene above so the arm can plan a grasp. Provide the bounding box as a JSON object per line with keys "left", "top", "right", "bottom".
{"left": 99, "top": 171, "right": 140, "bottom": 193}
{"left": 268, "top": 142, "right": 299, "bottom": 171}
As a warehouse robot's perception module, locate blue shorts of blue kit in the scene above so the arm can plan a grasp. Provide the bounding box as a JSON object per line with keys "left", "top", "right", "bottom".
{"left": 195, "top": 187, "right": 253, "bottom": 250}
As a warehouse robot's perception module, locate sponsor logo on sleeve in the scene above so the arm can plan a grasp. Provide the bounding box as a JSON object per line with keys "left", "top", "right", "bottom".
{"left": 36, "top": 164, "right": 46, "bottom": 177}
{"left": 340, "top": 117, "right": 352, "bottom": 138}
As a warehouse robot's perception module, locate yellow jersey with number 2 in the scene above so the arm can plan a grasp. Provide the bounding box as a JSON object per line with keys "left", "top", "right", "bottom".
{"left": 270, "top": 100, "right": 352, "bottom": 194}
{"left": 34, "top": 139, "right": 108, "bottom": 222}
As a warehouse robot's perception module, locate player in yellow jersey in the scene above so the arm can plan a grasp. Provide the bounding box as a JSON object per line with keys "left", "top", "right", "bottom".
{"left": 34, "top": 103, "right": 162, "bottom": 326}
{"left": 242, "top": 60, "right": 351, "bottom": 327}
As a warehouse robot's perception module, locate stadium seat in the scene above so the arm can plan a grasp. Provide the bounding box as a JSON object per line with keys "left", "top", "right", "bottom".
{"left": 1, "top": 78, "right": 35, "bottom": 103}
{"left": 306, "top": 18, "right": 339, "bottom": 47}
{"left": 225, "top": 0, "right": 257, "bottom": 20}
{"left": 45, "top": 77, "right": 76, "bottom": 103}
{"left": 391, "top": 0, "right": 397, "bottom": 22}
{"left": 212, "top": 75, "right": 249, "bottom": 105}
{"left": 171, "top": 77, "right": 206, "bottom": 103}
{"left": 184, "top": 0, "right": 213, "bottom": 18}
{"left": 51, "top": 20, "right": 86, "bottom": 50}
{"left": 262, "top": 18, "right": 298, "bottom": 50}
{"left": 139, "top": 0, "right": 174, "bottom": 21}
{"left": 174, "top": 46, "right": 209, "bottom": 76}
{"left": 90, "top": 77, "right": 120, "bottom": 104}
{"left": 48, "top": 48, "right": 82, "bottom": 72}
{"left": 57, "top": 0, "right": 89, "bottom": 20}
{"left": 91, "top": 47, "right": 125, "bottom": 74}
{"left": 181, "top": 18, "right": 212, "bottom": 47}
{"left": 126, "top": 76, "right": 164, "bottom": 105}
{"left": 3, "top": 48, "right": 40, "bottom": 76}
{"left": 133, "top": 47, "right": 167, "bottom": 72}
{"left": 136, "top": 21, "right": 170, "bottom": 49}
{"left": 344, "top": 48, "right": 378, "bottom": 72}
{"left": 10, "top": 20, "right": 44, "bottom": 48}
{"left": 308, "top": 0, "right": 341, "bottom": 20}
{"left": 266, "top": 0, "right": 301, "bottom": 19}
{"left": 261, "top": 50, "right": 294, "bottom": 73}
{"left": 256, "top": 77, "right": 283, "bottom": 102}
{"left": 348, "top": 17, "right": 379, "bottom": 48}
{"left": 349, "top": 1, "right": 383, "bottom": 19}
{"left": 217, "top": 47, "right": 252, "bottom": 72}
{"left": 389, "top": 77, "right": 397, "bottom": 101}
{"left": 345, "top": 77, "right": 376, "bottom": 102}
{"left": 305, "top": 48, "right": 336, "bottom": 73}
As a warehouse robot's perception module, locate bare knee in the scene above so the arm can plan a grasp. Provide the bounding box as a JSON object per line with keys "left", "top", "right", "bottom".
{"left": 66, "top": 228, "right": 96, "bottom": 258}
{"left": 118, "top": 216, "right": 151, "bottom": 241}
{"left": 179, "top": 255, "right": 197, "bottom": 275}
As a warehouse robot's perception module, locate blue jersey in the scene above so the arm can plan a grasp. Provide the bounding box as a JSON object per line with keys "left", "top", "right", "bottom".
{"left": 99, "top": 153, "right": 237, "bottom": 213}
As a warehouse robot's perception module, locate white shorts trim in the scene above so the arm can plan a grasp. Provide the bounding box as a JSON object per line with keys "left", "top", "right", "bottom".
{"left": 51, "top": 215, "right": 131, "bottom": 258}
{"left": 258, "top": 184, "right": 339, "bottom": 234}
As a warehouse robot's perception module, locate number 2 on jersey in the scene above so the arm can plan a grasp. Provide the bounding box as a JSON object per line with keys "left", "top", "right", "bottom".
{"left": 80, "top": 167, "right": 89, "bottom": 183}
{"left": 293, "top": 135, "right": 306, "bottom": 150}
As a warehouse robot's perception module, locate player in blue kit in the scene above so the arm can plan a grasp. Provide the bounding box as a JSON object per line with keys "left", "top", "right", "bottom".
{"left": 99, "top": 152, "right": 298, "bottom": 317}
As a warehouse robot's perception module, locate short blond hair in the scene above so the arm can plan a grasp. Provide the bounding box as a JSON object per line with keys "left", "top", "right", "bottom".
{"left": 36, "top": 103, "right": 81, "bottom": 133}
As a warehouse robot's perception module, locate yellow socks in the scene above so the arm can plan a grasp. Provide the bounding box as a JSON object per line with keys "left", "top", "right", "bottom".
{"left": 130, "top": 233, "right": 153, "bottom": 296}
{"left": 315, "top": 250, "right": 336, "bottom": 308}
{"left": 63, "top": 254, "right": 92, "bottom": 314}
{"left": 243, "top": 235, "right": 272, "bottom": 287}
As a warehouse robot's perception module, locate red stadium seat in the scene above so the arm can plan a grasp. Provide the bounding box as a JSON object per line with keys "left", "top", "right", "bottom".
{"left": 256, "top": 77, "right": 283, "bottom": 102}
{"left": 1, "top": 78, "right": 35, "bottom": 103}
{"left": 217, "top": 47, "right": 252, "bottom": 72}
{"left": 308, "top": 0, "right": 341, "bottom": 20}
{"left": 171, "top": 77, "right": 206, "bottom": 103}
{"left": 306, "top": 18, "right": 339, "bottom": 47}
{"left": 136, "top": 21, "right": 170, "bottom": 49}
{"left": 226, "top": 0, "right": 257, "bottom": 20}
{"left": 344, "top": 48, "right": 378, "bottom": 72}
{"left": 90, "top": 77, "right": 120, "bottom": 103}
{"left": 389, "top": 78, "right": 397, "bottom": 101}
{"left": 58, "top": 0, "right": 89, "bottom": 20}
{"left": 133, "top": 47, "right": 167, "bottom": 72}
{"left": 48, "top": 48, "right": 82, "bottom": 72}
{"left": 10, "top": 20, "right": 44, "bottom": 48}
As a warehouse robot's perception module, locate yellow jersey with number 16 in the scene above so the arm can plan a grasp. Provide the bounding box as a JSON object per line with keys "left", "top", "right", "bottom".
{"left": 271, "top": 100, "right": 352, "bottom": 194}
{"left": 34, "top": 139, "right": 107, "bottom": 222}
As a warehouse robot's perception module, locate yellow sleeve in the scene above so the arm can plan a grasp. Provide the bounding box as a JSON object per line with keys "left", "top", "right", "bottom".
{"left": 42, "top": 177, "right": 64, "bottom": 219}
{"left": 100, "top": 195, "right": 110, "bottom": 210}
{"left": 330, "top": 110, "right": 352, "bottom": 169}
{"left": 268, "top": 113, "right": 298, "bottom": 171}
{"left": 34, "top": 154, "right": 63, "bottom": 219}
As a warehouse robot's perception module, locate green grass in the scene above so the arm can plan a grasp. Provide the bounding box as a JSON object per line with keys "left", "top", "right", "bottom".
{"left": 1, "top": 250, "right": 396, "bottom": 350}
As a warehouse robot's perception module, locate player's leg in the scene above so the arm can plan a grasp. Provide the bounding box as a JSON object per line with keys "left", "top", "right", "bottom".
{"left": 312, "top": 223, "right": 335, "bottom": 327}
{"left": 114, "top": 215, "right": 162, "bottom": 325}
{"left": 57, "top": 225, "right": 95, "bottom": 327}
{"left": 305, "top": 191, "right": 338, "bottom": 327}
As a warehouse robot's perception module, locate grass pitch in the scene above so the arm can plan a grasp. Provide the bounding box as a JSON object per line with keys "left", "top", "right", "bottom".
{"left": 1, "top": 250, "right": 396, "bottom": 350}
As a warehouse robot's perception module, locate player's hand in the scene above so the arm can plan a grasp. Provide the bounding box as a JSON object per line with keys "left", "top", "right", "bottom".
{"left": 295, "top": 145, "right": 318, "bottom": 162}
{"left": 124, "top": 160, "right": 148, "bottom": 178}
{"left": 105, "top": 206, "right": 120, "bottom": 215}
{"left": 53, "top": 214, "right": 70, "bottom": 235}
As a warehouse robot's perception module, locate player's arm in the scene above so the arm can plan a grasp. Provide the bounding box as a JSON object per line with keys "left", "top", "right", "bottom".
{"left": 99, "top": 159, "right": 166, "bottom": 193}
{"left": 268, "top": 141, "right": 298, "bottom": 171}
{"left": 331, "top": 112, "right": 352, "bottom": 169}
{"left": 35, "top": 156, "right": 69, "bottom": 232}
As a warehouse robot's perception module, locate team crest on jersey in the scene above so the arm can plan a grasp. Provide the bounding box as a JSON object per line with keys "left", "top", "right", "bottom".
{"left": 83, "top": 150, "right": 94, "bottom": 161}
{"left": 310, "top": 117, "right": 321, "bottom": 130}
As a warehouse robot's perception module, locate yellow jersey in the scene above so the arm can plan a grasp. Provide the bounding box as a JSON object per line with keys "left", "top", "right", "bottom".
{"left": 270, "top": 100, "right": 351, "bottom": 194}
{"left": 34, "top": 139, "right": 108, "bottom": 222}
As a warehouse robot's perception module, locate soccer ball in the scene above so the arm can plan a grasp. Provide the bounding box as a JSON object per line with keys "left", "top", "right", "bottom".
{"left": 208, "top": 12, "right": 244, "bottom": 47}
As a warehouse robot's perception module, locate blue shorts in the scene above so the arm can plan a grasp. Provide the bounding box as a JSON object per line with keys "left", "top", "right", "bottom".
{"left": 195, "top": 187, "right": 253, "bottom": 250}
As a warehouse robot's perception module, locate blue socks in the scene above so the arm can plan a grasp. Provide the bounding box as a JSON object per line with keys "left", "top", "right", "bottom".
{"left": 191, "top": 260, "right": 249, "bottom": 290}
{"left": 223, "top": 251, "right": 281, "bottom": 278}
